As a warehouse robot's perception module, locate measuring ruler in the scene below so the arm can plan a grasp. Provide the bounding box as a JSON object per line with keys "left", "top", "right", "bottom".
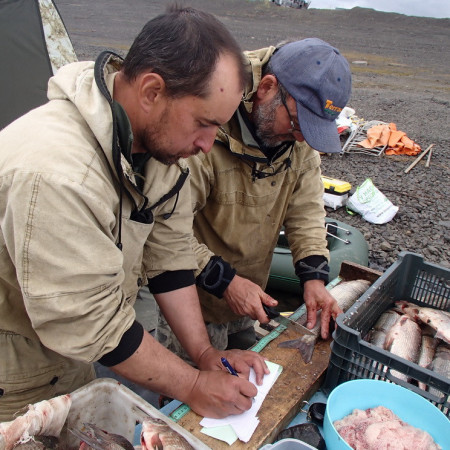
{"left": 252, "top": 277, "right": 341, "bottom": 352}
{"left": 169, "top": 403, "right": 191, "bottom": 422}
{"left": 251, "top": 301, "right": 308, "bottom": 352}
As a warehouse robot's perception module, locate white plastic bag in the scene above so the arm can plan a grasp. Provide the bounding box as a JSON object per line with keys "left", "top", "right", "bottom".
{"left": 346, "top": 178, "right": 398, "bottom": 224}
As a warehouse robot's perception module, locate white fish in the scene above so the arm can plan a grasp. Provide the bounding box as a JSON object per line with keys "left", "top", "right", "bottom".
{"left": 365, "top": 329, "right": 388, "bottom": 348}
{"left": 372, "top": 309, "right": 401, "bottom": 334}
{"left": 395, "top": 301, "right": 450, "bottom": 344}
{"left": 141, "top": 417, "right": 194, "bottom": 450}
{"left": 70, "top": 423, "right": 134, "bottom": 450}
{"left": 384, "top": 315, "right": 422, "bottom": 382}
{"left": 428, "top": 343, "right": 450, "bottom": 415}
{"left": 417, "top": 335, "right": 438, "bottom": 390}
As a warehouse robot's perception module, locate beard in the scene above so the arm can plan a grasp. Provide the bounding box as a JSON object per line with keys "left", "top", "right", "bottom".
{"left": 252, "top": 90, "right": 292, "bottom": 148}
{"left": 135, "top": 108, "right": 201, "bottom": 165}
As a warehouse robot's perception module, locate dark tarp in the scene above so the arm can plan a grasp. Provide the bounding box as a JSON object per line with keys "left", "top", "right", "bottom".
{"left": 0, "top": 0, "right": 54, "bottom": 129}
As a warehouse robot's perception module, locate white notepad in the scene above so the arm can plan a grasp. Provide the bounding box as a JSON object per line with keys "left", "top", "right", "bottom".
{"left": 200, "top": 360, "right": 283, "bottom": 444}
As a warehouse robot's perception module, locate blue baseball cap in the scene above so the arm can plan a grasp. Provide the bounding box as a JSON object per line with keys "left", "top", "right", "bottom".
{"left": 270, "top": 38, "right": 352, "bottom": 153}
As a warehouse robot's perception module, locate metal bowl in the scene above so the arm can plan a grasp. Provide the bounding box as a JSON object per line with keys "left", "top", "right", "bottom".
{"left": 323, "top": 379, "right": 450, "bottom": 449}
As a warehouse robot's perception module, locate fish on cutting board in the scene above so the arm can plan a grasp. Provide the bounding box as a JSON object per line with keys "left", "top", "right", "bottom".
{"left": 141, "top": 417, "right": 194, "bottom": 450}
{"left": 395, "top": 301, "right": 450, "bottom": 344}
{"left": 384, "top": 315, "right": 422, "bottom": 382}
{"left": 278, "top": 279, "right": 371, "bottom": 363}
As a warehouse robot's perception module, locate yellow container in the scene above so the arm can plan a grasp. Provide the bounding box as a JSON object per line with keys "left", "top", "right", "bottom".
{"left": 321, "top": 176, "right": 351, "bottom": 195}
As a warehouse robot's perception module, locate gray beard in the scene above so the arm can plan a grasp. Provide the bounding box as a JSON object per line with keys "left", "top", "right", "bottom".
{"left": 252, "top": 92, "right": 285, "bottom": 148}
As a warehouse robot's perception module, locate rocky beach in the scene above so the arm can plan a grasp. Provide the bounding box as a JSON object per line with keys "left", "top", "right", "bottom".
{"left": 55, "top": 0, "right": 450, "bottom": 271}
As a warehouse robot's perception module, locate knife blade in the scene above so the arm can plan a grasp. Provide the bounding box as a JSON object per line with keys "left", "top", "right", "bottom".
{"left": 262, "top": 305, "right": 314, "bottom": 336}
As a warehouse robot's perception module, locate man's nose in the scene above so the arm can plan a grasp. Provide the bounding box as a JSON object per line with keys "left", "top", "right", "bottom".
{"left": 194, "top": 128, "right": 218, "bottom": 154}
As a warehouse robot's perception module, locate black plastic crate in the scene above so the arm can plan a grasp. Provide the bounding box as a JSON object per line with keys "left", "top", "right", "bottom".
{"left": 323, "top": 252, "right": 450, "bottom": 417}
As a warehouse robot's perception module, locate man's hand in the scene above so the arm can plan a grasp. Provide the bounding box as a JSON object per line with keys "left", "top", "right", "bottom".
{"left": 111, "top": 332, "right": 258, "bottom": 420}
{"left": 223, "top": 275, "right": 278, "bottom": 323}
{"left": 303, "top": 279, "right": 342, "bottom": 339}
{"left": 196, "top": 346, "right": 269, "bottom": 385}
{"left": 185, "top": 370, "right": 257, "bottom": 418}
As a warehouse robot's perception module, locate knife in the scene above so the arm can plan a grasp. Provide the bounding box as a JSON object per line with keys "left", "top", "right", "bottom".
{"left": 262, "top": 305, "right": 315, "bottom": 336}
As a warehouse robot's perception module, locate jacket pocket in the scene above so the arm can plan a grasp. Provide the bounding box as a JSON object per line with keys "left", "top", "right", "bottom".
{"left": 0, "top": 332, "right": 64, "bottom": 399}
{"left": 0, "top": 337, "right": 65, "bottom": 421}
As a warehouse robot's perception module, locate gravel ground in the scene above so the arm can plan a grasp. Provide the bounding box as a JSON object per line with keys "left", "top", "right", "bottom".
{"left": 55, "top": 0, "right": 450, "bottom": 271}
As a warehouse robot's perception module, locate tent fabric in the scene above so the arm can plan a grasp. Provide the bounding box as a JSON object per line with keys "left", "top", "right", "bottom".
{"left": 0, "top": 0, "right": 77, "bottom": 130}
{"left": 39, "top": 0, "right": 77, "bottom": 74}
{"left": 357, "top": 122, "right": 421, "bottom": 156}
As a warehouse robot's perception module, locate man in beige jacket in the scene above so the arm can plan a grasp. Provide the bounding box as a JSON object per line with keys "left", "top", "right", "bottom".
{"left": 156, "top": 38, "right": 351, "bottom": 356}
{"left": 0, "top": 6, "right": 268, "bottom": 421}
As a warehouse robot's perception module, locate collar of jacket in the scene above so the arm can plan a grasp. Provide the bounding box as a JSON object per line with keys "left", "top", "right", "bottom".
{"left": 236, "top": 103, "right": 294, "bottom": 162}
{"left": 216, "top": 101, "right": 295, "bottom": 171}
{"left": 216, "top": 118, "right": 295, "bottom": 183}
{"left": 225, "top": 46, "right": 295, "bottom": 167}
{"left": 93, "top": 51, "right": 189, "bottom": 247}
{"left": 241, "top": 46, "right": 277, "bottom": 115}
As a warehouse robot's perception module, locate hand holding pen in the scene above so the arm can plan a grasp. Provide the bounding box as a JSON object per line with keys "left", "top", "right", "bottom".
{"left": 221, "top": 357, "right": 238, "bottom": 376}
{"left": 221, "top": 356, "right": 259, "bottom": 404}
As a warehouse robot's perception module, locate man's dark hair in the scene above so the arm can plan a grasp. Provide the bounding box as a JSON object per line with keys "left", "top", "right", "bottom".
{"left": 123, "top": 5, "right": 247, "bottom": 98}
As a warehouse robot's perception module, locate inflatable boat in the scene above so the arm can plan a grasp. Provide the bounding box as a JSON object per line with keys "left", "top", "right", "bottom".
{"left": 267, "top": 218, "right": 369, "bottom": 293}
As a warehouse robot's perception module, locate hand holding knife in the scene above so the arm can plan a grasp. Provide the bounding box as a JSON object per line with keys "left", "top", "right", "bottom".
{"left": 262, "top": 304, "right": 314, "bottom": 336}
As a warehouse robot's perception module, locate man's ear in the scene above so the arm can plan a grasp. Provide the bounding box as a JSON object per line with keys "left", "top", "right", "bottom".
{"left": 256, "top": 74, "right": 279, "bottom": 100}
{"left": 138, "top": 72, "right": 166, "bottom": 112}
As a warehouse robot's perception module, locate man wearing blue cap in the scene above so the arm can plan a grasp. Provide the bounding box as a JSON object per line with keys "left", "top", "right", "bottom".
{"left": 156, "top": 38, "right": 352, "bottom": 355}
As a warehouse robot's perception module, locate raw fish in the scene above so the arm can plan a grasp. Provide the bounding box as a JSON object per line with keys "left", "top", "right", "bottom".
{"left": 141, "top": 417, "right": 194, "bottom": 450}
{"left": 278, "top": 279, "right": 371, "bottom": 363}
{"left": 395, "top": 301, "right": 450, "bottom": 344}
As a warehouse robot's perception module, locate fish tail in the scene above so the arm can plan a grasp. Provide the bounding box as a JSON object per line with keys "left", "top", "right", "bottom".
{"left": 297, "top": 335, "right": 318, "bottom": 364}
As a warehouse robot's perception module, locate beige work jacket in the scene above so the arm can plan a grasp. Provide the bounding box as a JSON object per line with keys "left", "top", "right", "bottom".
{"left": 0, "top": 58, "right": 197, "bottom": 409}
{"left": 188, "top": 47, "right": 329, "bottom": 324}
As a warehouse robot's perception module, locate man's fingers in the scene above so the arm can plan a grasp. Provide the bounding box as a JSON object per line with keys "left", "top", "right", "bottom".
{"left": 306, "top": 305, "right": 317, "bottom": 329}
{"left": 320, "top": 306, "right": 332, "bottom": 339}
{"left": 252, "top": 358, "right": 270, "bottom": 385}
{"left": 333, "top": 304, "right": 343, "bottom": 319}
{"left": 263, "top": 292, "right": 278, "bottom": 307}
{"left": 239, "top": 378, "right": 258, "bottom": 399}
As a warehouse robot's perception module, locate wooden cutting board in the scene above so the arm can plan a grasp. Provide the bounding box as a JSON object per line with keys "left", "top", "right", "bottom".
{"left": 177, "top": 262, "right": 381, "bottom": 449}
{"left": 177, "top": 328, "right": 332, "bottom": 449}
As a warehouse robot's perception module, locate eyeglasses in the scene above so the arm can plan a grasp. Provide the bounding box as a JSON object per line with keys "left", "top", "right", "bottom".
{"left": 280, "top": 92, "right": 302, "bottom": 135}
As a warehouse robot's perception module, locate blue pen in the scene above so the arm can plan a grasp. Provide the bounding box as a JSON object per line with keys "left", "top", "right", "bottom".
{"left": 221, "top": 357, "right": 238, "bottom": 376}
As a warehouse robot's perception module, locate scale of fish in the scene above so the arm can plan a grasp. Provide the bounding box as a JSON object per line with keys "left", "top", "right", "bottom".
{"left": 394, "top": 300, "right": 450, "bottom": 345}
{"left": 141, "top": 417, "right": 194, "bottom": 450}
{"left": 278, "top": 279, "right": 371, "bottom": 363}
{"left": 71, "top": 417, "right": 195, "bottom": 450}
{"left": 70, "top": 423, "right": 134, "bottom": 450}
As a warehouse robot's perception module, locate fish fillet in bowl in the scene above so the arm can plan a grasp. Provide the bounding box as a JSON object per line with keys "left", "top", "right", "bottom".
{"left": 323, "top": 379, "right": 449, "bottom": 450}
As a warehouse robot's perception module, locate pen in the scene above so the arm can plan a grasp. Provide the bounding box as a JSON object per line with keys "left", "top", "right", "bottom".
{"left": 221, "top": 357, "right": 238, "bottom": 376}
